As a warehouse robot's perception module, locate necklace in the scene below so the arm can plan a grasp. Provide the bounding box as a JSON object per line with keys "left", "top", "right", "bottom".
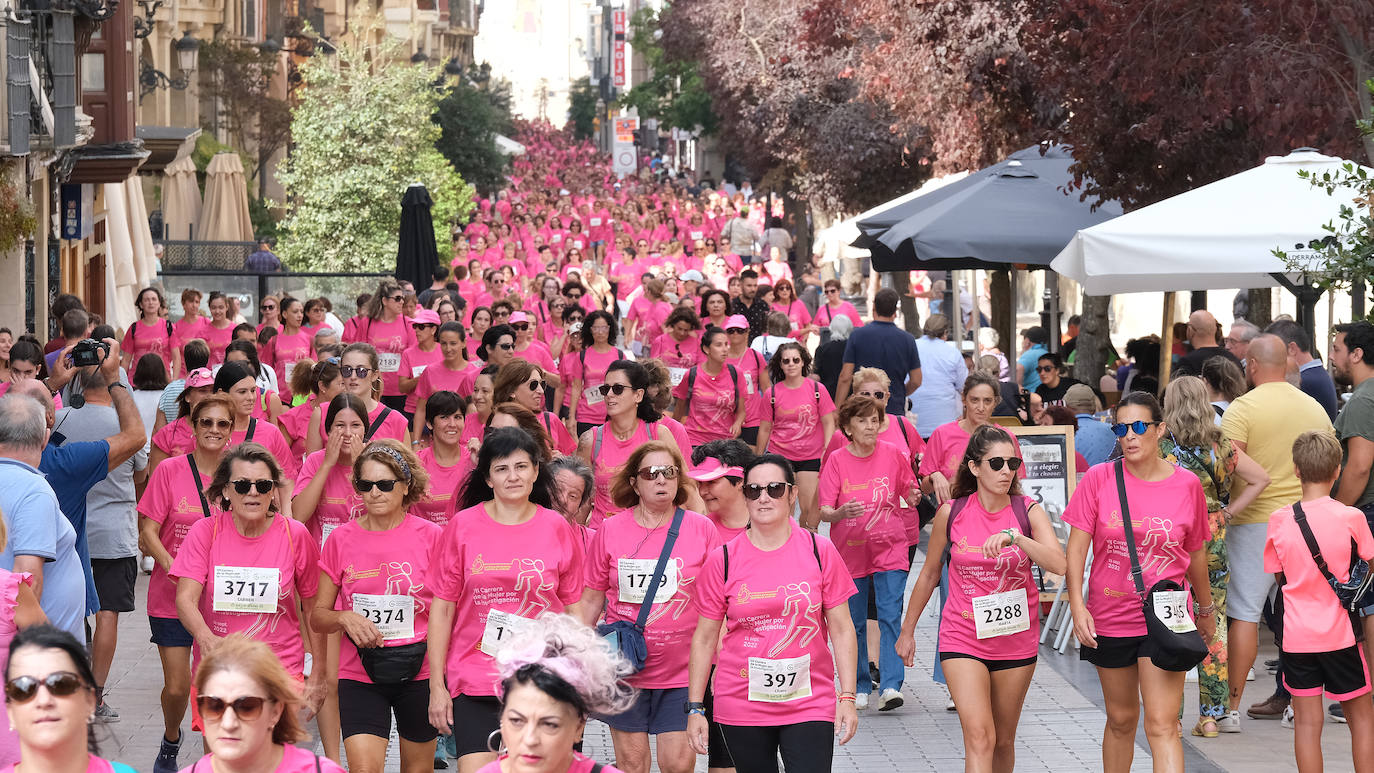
{"left": 612, "top": 421, "right": 636, "bottom": 441}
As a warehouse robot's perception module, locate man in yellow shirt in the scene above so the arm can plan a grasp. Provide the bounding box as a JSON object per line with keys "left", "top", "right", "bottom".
{"left": 1220, "top": 335, "right": 1334, "bottom": 731}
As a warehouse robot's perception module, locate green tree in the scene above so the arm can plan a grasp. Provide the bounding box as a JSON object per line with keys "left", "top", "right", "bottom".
{"left": 567, "top": 76, "right": 599, "bottom": 139}
{"left": 276, "top": 30, "right": 475, "bottom": 272}
{"left": 618, "top": 8, "right": 717, "bottom": 135}
{"left": 434, "top": 63, "right": 515, "bottom": 195}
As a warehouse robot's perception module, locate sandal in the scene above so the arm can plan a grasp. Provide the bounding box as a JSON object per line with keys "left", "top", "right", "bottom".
{"left": 1191, "top": 718, "right": 1219, "bottom": 738}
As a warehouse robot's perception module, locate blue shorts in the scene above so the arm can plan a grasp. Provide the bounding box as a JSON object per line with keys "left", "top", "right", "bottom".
{"left": 149, "top": 615, "right": 193, "bottom": 648}
{"left": 599, "top": 686, "right": 688, "bottom": 734}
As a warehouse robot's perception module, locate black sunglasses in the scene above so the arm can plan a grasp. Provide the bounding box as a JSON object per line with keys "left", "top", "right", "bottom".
{"left": 388, "top": 295, "right": 405, "bottom": 302}
{"left": 355, "top": 478, "right": 401, "bottom": 493}
{"left": 5, "top": 672, "right": 87, "bottom": 704}
{"left": 726, "top": 327, "right": 747, "bottom": 334}
{"left": 1036, "top": 365, "right": 1057, "bottom": 373}
{"left": 858, "top": 390, "right": 887, "bottom": 401}
{"left": 743, "top": 482, "right": 792, "bottom": 501}
{"left": 340, "top": 365, "right": 372, "bottom": 378}
{"left": 196, "top": 695, "right": 272, "bottom": 722}
{"left": 982, "top": 456, "right": 1023, "bottom": 472}
{"left": 527, "top": 380, "right": 545, "bottom": 392}
{"left": 260, "top": 304, "right": 276, "bottom": 311}
{"left": 231, "top": 479, "right": 276, "bottom": 495}
{"left": 496, "top": 342, "right": 515, "bottom": 351}
{"left": 598, "top": 383, "right": 633, "bottom": 397}
{"left": 512, "top": 323, "right": 530, "bottom": 331}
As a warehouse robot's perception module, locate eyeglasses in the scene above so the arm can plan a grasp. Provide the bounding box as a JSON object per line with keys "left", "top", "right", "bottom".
{"left": 388, "top": 295, "right": 405, "bottom": 303}
{"left": 231, "top": 479, "right": 276, "bottom": 495}
{"left": 195, "top": 695, "right": 272, "bottom": 723}
{"left": 5, "top": 672, "right": 87, "bottom": 704}
{"left": 196, "top": 418, "right": 233, "bottom": 430}
{"left": 779, "top": 357, "right": 802, "bottom": 365}
{"left": 340, "top": 365, "right": 372, "bottom": 378}
{"left": 598, "top": 383, "right": 633, "bottom": 396}
{"left": 1036, "top": 365, "right": 1058, "bottom": 373}
{"left": 496, "top": 342, "right": 515, "bottom": 351}
{"left": 512, "top": 323, "right": 530, "bottom": 331}
{"left": 355, "top": 478, "right": 400, "bottom": 493}
{"left": 726, "top": 327, "right": 747, "bottom": 335}
{"left": 260, "top": 304, "right": 276, "bottom": 311}
{"left": 982, "top": 456, "right": 1023, "bottom": 472}
{"left": 526, "top": 380, "right": 545, "bottom": 392}
{"left": 858, "top": 390, "right": 887, "bottom": 401}
{"left": 636, "top": 465, "right": 679, "bottom": 481}
{"left": 495, "top": 311, "right": 511, "bottom": 318}
{"left": 743, "top": 482, "right": 793, "bottom": 501}
{"left": 825, "top": 288, "right": 839, "bottom": 294}
{"left": 1112, "top": 420, "right": 1160, "bottom": 438}
{"left": 566, "top": 293, "right": 583, "bottom": 300}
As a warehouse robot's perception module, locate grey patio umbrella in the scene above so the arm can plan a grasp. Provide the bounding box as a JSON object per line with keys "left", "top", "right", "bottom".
{"left": 856, "top": 144, "right": 1123, "bottom": 271}
{"left": 396, "top": 183, "right": 439, "bottom": 289}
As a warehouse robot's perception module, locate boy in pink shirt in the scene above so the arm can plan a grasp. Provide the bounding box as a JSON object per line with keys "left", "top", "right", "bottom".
{"left": 1263, "top": 431, "right": 1374, "bottom": 768}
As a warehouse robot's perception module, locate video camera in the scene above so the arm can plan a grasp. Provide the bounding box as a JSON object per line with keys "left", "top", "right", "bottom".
{"left": 71, "top": 338, "right": 110, "bottom": 368}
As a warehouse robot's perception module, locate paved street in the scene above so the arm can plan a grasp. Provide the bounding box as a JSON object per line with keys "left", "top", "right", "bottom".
{"left": 97, "top": 545, "right": 1357, "bottom": 772}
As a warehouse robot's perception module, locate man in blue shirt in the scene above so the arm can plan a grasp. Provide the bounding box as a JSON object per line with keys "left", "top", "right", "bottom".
{"left": 835, "top": 288, "right": 923, "bottom": 415}
{"left": 1266, "top": 319, "right": 1339, "bottom": 420}
{"left": 1065, "top": 383, "right": 1116, "bottom": 466}
{"left": 244, "top": 238, "right": 283, "bottom": 272}
{"left": 1017, "top": 326, "right": 1050, "bottom": 391}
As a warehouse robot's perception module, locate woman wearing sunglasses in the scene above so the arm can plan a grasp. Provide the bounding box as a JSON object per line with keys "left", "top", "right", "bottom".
{"left": 314, "top": 440, "right": 441, "bottom": 773}
{"left": 427, "top": 427, "right": 585, "bottom": 773}
{"left": 398, "top": 309, "right": 444, "bottom": 420}
{"left": 213, "top": 362, "right": 300, "bottom": 492}
{"left": 814, "top": 280, "right": 863, "bottom": 334}
{"left": 279, "top": 360, "right": 342, "bottom": 460}
{"left": 507, "top": 313, "right": 561, "bottom": 391}
{"left": 770, "top": 280, "right": 815, "bottom": 343}
{"left": 722, "top": 315, "right": 770, "bottom": 446}
{"left": 581, "top": 361, "right": 694, "bottom": 530}
{"left": 577, "top": 441, "right": 716, "bottom": 773}
{"left": 687, "top": 454, "right": 859, "bottom": 772}
{"left": 672, "top": 327, "right": 746, "bottom": 450}
{"left": 757, "top": 342, "right": 835, "bottom": 530}
{"left": 172, "top": 443, "right": 327, "bottom": 743}
{"left": 266, "top": 297, "right": 313, "bottom": 405}
{"left": 895, "top": 424, "right": 1065, "bottom": 771}
{"left": 565, "top": 311, "right": 624, "bottom": 438}
{"left": 308, "top": 344, "right": 411, "bottom": 453}
{"left": 0, "top": 524, "right": 44, "bottom": 768}
{"left": 819, "top": 395, "right": 920, "bottom": 713}
{"left": 148, "top": 367, "right": 217, "bottom": 474}
{"left": 1064, "top": 392, "right": 1214, "bottom": 773}
{"left": 257, "top": 293, "right": 282, "bottom": 333}
{"left": 478, "top": 324, "right": 518, "bottom": 372}
{"left": 2, "top": 625, "right": 138, "bottom": 773}
{"left": 345, "top": 279, "right": 418, "bottom": 414}
{"left": 185, "top": 634, "right": 347, "bottom": 773}
{"left": 138, "top": 394, "right": 234, "bottom": 772}
{"left": 493, "top": 361, "right": 576, "bottom": 455}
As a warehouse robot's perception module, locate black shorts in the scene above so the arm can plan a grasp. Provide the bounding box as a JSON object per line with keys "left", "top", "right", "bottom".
{"left": 703, "top": 667, "right": 734, "bottom": 769}
{"left": 787, "top": 458, "right": 820, "bottom": 473}
{"left": 718, "top": 721, "right": 833, "bottom": 773}
{"left": 1283, "top": 646, "right": 1371, "bottom": 700}
{"left": 739, "top": 426, "right": 759, "bottom": 445}
{"left": 92, "top": 557, "right": 137, "bottom": 613}
{"left": 1079, "top": 635, "right": 1150, "bottom": 670}
{"left": 939, "top": 652, "right": 1038, "bottom": 672}
{"left": 148, "top": 615, "right": 193, "bottom": 648}
{"left": 450, "top": 694, "right": 502, "bottom": 757}
{"left": 338, "top": 679, "right": 437, "bottom": 743}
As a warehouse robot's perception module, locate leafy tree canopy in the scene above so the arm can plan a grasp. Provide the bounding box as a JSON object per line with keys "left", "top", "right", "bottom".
{"left": 617, "top": 7, "right": 717, "bottom": 136}
{"left": 435, "top": 62, "right": 516, "bottom": 196}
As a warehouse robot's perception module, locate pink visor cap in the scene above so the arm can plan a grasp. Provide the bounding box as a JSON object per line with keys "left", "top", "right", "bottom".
{"left": 688, "top": 458, "right": 744, "bottom": 482}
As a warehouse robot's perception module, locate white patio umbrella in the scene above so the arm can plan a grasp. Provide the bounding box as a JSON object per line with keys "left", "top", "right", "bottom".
{"left": 198, "top": 152, "right": 254, "bottom": 242}
{"left": 161, "top": 155, "right": 201, "bottom": 242}
{"left": 1051, "top": 149, "right": 1368, "bottom": 295}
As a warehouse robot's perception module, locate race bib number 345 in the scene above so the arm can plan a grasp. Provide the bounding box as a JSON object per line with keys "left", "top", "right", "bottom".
{"left": 213, "top": 566, "right": 279, "bottom": 614}
{"left": 1152, "top": 590, "right": 1196, "bottom": 634}
{"left": 747, "top": 654, "right": 811, "bottom": 703}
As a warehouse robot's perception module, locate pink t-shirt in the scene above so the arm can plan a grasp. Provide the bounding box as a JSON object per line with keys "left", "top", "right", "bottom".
{"left": 268, "top": 329, "right": 314, "bottom": 399}
{"left": 319, "top": 515, "right": 442, "bottom": 683}
{"left": 672, "top": 364, "right": 743, "bottom": 447}
{"left": 430, "top": 504, "right": 585, "bottom": 696}
{"left": 0, "top": 570, "right": 32, "bottom": 768}
{"left": 649, "top": 332, "right": 702, "bottom": 372}
{"left": 586, "top": 420, "right": 683, "bottom": 528}
{"left": 278, "top": 397, "right": 317, "bottom": 459}
{"left": 2, "top": 756, "right": 129, "bottom": 773}
{"left": 1062, "top": 462, "right": 1209, "bottom": 637}
{"left": 942, "top": 495, "right": 1041, "bottom": 659}
{"left": 627, "top": 298, "right": 672, "bottom": 345}
{"left": 584, "top": 509, "right": 721, "bottom": 688}
{"left": 818, "top": 441, "right": 917, "bottom": 577}
{"left": 170, "top": 512, "right": 320, "bottom": 674}
{"left": 814, "top": 301, "right": 863, "bottom": 329}
{"left": 201, "top": 322, "right": 237, "bottom": 367}
{"left": 513, "top": 342, "right": 557, "bottom": 377}
{"left": 139, "top": 454, "right": 219, "bottom": 618}
{"left": 230, "top": 419, "right": 299, "bottom": 482}
{"left": 919, "top": 421, "right": 1020, "bottom": 481}
{"left": 695, "top": 525, "right": 857, "bottom": 726}
{"left": 772, "top": 300, "right": 812, "bottom": 333}
{"left": 567, "top": 347, "right": 624, "bottom": 424}
{"left": 153, "top": 417, "right": 196, "bottom": 457}
{"left": 707, "top": 511, "right": 748, "bottom": 544}
{"left": 172, "top": 317, "right": 207, "bottom": 375}
{"left": 475, "top": 754, "right": 620, "bottom": 773}
{"left": 417, "top": 360, "right": 478, "bottom": 401}
{"left": 122, "top": 318, "right": 173, "bottom": 364}
{"left": 1264, "top": 497, "right": 1374, "bottom": 653}
{"left": 179, "top": 745, "right": 347, "bottom": 773}
{"left": 400, "top": 345, "right": 444, "bottom": 412}
{"left": 414, "top": 446, "right": 468, "bottom": 526}
{"left": 763, "top": 381, "right": 835, "bottom": 461}
{"left": 348, "top": 317, "right": 417, "bottom": 396}
{"left": 727, "top": 349, "right": 768, "bottom": 426}
{"left": 292, "top": 451, "right": 363, "bottom": 548}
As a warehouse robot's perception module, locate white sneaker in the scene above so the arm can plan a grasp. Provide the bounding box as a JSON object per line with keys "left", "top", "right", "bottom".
{"left": 1217, "top": 710, "right": 1242, "bottom": 733}
{"left": 854, "top": 693, "right": 869, "bottom": 710}
{"left": 945, "top": 690, "right": 956, "bottom": 711}
{"left": 878, "top": 688, "right": 904, "bottom": 712}
{"left": 1247, "top": 667, "right": 1256, "bottom": 681}
{"left": 1281, "top": 706, "right": 1295, "bottom": 729}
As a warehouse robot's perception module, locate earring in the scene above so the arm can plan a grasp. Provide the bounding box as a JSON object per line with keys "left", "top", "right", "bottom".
{"left": 486, "top": 728, "right": 504, "bottom": 754}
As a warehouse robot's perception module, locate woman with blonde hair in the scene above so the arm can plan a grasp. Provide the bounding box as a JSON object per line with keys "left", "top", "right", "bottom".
{"left": 1160, "top": 376, "right": 1269, "bottom": 738}
{"left": 184, "top": 634, "right": 347, "bottom": 772}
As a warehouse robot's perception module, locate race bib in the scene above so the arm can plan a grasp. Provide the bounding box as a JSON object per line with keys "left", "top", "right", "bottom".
{"left": 284, "top": 361, "right": 298, "bottom": 379}
{"left": 1152, "top": 590, "right": 1196, "bottom": 633}
{"left": 590, "top": 218, "right": 602, "bottom": 226}
{"left": 668, "top": 367, "right": 688, "bottom": 386}
{"left": 378, "top": 353, "right": 401, "bottom": 373}
{"left": 412, "top": 364, "right": 429, "bottom": 378}
{"left": 320, "top": 521, "right": 343, "bottom": 548}
{"left": 743, "top": 372, "right": 755, "bottom": 395}
{"left": 213, "top": 566, "right": 279, "bottom": 614}
{"left": 583, "top": 385, "right": 604, "bottom": 405}
{"left": 617, "top": 558, "right": 679, "bottom": 605}
{"left": 352, "top": 593, "right": 415, "bottom": 640}
{"left": 972, "top": 589, "right": 1030, "bottom": 639}
{"left": 481, "top": 609, "right": 534, "bottom": 656}
{"left": 747, "top": 655, "right": 811, "bottom": 703}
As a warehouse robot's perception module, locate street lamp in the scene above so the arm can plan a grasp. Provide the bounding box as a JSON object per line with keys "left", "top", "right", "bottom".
{"left": 411, "top": 50, "right": 428, "bottom": 64}
{"left": 139, "top": 30, "right": 200, "bottom": 99}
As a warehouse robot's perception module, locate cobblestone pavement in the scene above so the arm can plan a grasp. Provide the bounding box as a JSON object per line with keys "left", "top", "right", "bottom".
{"left": 98, "top": 546, "right": 1356, "bottom": 772}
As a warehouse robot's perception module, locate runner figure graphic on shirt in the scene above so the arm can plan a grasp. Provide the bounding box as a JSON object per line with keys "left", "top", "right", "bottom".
{"left": 993, "top": 548, "right": 1027, "bottom": 594}
{"left": 866, "top": 476, "right": 893, "bottom": 531}
{"left": 1138, "top": 516, "right": 1180, "bottom": 575}
{"left": 384, "top": 560, "right": 427, "bottom": 615}
{"left": 767, "top": 581, "right": 820, "bottom": 657}
{"left": 514, "top": 558, "right": 555, "bottom": 616}
{"left": 645, "top": 557, "right": 691, "bottom": 626}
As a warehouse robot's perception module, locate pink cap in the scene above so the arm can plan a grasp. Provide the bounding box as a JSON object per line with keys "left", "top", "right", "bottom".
{"left": 508, "top": 311, "right": 530, "bottom": 324}
{"left": 724, "top": 315, "right": 750, "bottom": 331}
{"left": 184, "top": 368, "right": 213, "bottom": 389}
{"left": 687, "top": 458, "right": 744, "bottom": 482}
{"left": 412, "top": 309, "right": 441, "bottom": 325}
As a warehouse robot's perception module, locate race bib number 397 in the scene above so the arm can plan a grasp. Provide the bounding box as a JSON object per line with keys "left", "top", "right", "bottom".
{"left": 747, "top": 654, "right": 811, "bottom": 703}
{"left": 213, "top": 566, "right": 279, "bottom": 614}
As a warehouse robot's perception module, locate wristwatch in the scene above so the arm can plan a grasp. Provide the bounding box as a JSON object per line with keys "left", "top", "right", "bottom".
{"left": 684, "top": 701, "right": 706, "bottom": 716}
{"left": 107, "top": 382, "right": 127, "bottom": 393}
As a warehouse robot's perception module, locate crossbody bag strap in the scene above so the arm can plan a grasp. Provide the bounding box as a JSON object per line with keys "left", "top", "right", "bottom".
{"left": 635, "top": 508, "right": 685, "bottom": 629}
{"left": 186, "top": 454, "right": 214, "bottom": 518}
{"left": 942, "top": 495, "right": 972, "bottom": 567}
{"left": 593, "top": 425, "right": 603, "bottom": 459}
{"left": 245, "top": 417, "right": 257, "bottom": 443}
{"left": 1291, "top": 502, "right": 1338, "bottom": 582}
{"left": 1114, "top": 459, "right": 1148, "bottom": 599}
{"left": 1010, "top": 495, "right": 1032, "bottom": 535}
{"left": 365, "top": 406, "right": 392, "bottom": 441}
